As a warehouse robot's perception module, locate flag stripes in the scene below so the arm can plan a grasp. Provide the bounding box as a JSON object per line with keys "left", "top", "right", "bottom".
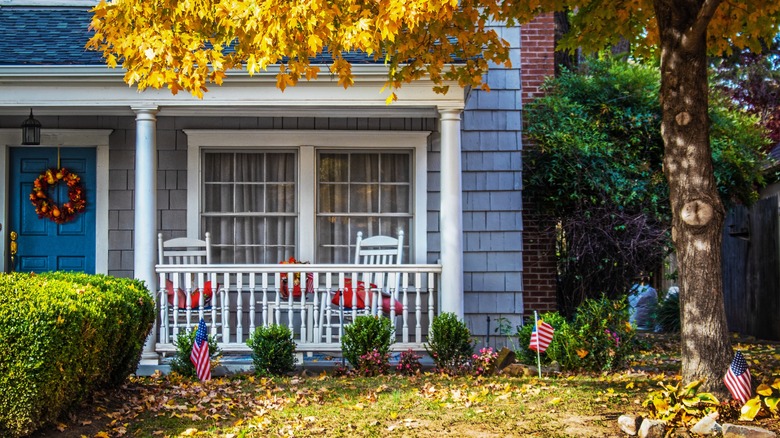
{"left": 724, "top": 351, "right": 751, "bottom": 404}
{"left": 191, "top": 319, "right": 211, "bottom": 382}
{"left": 529, "top": 319, "right": 554, "bottom": 353}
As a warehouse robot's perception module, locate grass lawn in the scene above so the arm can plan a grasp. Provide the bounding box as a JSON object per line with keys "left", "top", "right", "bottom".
{"left": 31, "top": 334, "right": 780, "bottom": 437}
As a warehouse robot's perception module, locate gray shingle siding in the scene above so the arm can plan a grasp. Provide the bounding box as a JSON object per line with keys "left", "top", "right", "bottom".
{"left": 461, "top": 25, "right": 524, "bottom": 346}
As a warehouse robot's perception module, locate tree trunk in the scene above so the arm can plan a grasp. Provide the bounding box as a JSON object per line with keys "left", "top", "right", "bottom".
{"left": 653, "top": 0, "right": 732, "bottom": 394}
{"left": 554, "top": 10, "right": 576, "bottom": 75}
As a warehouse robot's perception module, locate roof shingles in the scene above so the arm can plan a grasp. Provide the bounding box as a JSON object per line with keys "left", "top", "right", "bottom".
{"left": 0, "top": 7, "right": 383, "bottom": 66}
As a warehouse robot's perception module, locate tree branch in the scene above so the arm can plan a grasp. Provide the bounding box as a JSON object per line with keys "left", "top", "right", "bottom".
{"left": 684, "top": 0, "right": 724, "bottom": 50}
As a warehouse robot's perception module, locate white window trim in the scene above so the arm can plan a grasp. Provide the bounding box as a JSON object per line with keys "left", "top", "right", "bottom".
{"left": 184, "top": 130, "right": 430, "bottom": 263}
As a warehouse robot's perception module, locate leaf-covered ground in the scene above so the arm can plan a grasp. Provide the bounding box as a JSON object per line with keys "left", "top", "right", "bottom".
{"left": 31, "top": 334, "right": 780, "bottom": 437}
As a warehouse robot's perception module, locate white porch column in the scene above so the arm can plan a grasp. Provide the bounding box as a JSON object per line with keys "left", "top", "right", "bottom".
{"left": 439, "top": 107, "right": 464, "bottom": 318}
{"left": 134, "top": 106, "right": 159, "bottom": 364}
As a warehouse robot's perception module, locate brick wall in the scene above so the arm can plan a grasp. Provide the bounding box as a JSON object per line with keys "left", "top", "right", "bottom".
{"left": 520, "top": 13, "right": 558, "bottom": 314}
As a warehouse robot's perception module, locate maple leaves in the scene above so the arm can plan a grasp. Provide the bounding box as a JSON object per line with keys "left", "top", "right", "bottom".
{"left": 87, "top": 0, "right": 513, "bottom": 99}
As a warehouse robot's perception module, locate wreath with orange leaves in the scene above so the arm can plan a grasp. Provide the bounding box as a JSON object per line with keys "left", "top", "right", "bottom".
{"left": 29, "top": 168, "right": 86, "bottom": 224}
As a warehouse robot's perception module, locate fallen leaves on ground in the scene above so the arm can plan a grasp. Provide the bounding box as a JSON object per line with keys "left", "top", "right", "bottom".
{"left": 29, "top": 334, "right": 780, "bottom": 437}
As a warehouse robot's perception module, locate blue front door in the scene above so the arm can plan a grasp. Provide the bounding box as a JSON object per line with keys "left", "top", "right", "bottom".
{"left": 8, "top": 147, "right": 96, "bottom": 273}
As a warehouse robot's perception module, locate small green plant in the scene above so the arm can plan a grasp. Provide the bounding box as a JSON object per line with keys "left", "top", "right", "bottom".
{"left": 396, "top": 349, "right": 423, "bottom": 376}
{"left": 247, "top": 324, "right": 297, "bottom": 376}
{"left": 653, "top": 291, "right": 680, "bottom": 333}
{"left": 357, "top": 348, "right": 390, "bottom": 376}
{"left": 494, "top": 316, "right": 520, "bottom": 351}
{"left": 643, "top": 380, "right": 719, "bottom": 427}
{"left": 169, "top": 328, "right": 221, "bottom": 378}
{"left": 573, "top": 295, "right": 637, "bottom": 371}
{"left": 341, "top": 315, "right": 394, "bottom": 369}
{"left": 425, "top": 312, "right": 474, "bottom": 375}
{"left": 739, "top": 379, "right": 780, "bottom": 421}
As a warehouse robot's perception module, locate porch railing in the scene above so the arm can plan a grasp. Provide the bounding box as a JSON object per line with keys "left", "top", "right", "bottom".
{"left": 154, "top": 263, "right": 442, "bottom": 355}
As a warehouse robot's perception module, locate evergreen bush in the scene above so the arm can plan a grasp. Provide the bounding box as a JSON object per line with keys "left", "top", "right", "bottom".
{"left": 246, "top": 324, "right": 297, "bottom": 376}
{"left": 341, "top": 315, "right": 394, "bottom": 369}
{"left": 425, "top": 312, "right": 474, "bottom": 375}
{"left": 0, "top": 272, "right": 154, "bottom": 438}
{"left": 169, "top": 327, "right": 221, "bottom": 378}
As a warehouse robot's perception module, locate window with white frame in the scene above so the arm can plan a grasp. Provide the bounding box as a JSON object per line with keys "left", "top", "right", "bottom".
{"left": 317, "top": 151, "right": 412, "bottom": 263}
{"left": 186, "top": 130, "right": 428, "bottom": 265}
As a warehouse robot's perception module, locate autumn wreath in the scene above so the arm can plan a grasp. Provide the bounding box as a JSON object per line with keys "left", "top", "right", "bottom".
{"left": 29, "top": 168, "right": 86, "bottom": 224}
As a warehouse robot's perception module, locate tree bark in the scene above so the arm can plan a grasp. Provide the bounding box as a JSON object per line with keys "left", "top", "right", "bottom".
{"left": 653, "top": 0, "right": 732, "bottom": 394}
{"left": 554, "top": 10, "right": 576, "bottom": 75}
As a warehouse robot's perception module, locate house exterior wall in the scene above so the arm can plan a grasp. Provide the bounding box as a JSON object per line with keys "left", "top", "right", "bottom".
{"left": 460, "top": 24, "right": 525, "bottom": 346}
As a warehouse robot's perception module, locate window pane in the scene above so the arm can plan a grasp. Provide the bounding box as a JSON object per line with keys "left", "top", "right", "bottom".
{"left": 319, "top": 184, "right": 348, "bottom": 213}
{"left": 235, "top": 184, "right": 263, "bottom": 213}
{"left": 381, "top": 154, "right": 410, "bottom": 181}
{"left": 267, "top": 153, "right": 296, "bottom": 182}
{"left": 204, "top": 153, "right": 233, "bottom": 182}
{"left": 319, "top": 153, "right": 348, "bottom": 182}
{"left": 351, "top": 153, "right": 378, "bottom": 182}
{"left": 236, "top": 153, "right": 264, "bottom": 182}
{"left": 350, "top": 183, "right": 379, "bottom": 213}
{"left": 204, "top": 184, "right": 234, "bottom": 212}
{"left": 267, "top": 183, "right": 296, "bottom": 212}
{"left": 380, "top": 185, "right": 410, "bottom": 212}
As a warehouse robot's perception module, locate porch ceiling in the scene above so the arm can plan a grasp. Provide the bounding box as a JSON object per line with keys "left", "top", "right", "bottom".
{"left": 0, "top": 65, "right": 464, "bottom": 118}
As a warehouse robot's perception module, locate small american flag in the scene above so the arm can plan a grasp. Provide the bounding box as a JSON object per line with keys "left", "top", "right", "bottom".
{"left": 723, "top": 351, "right": 751, "bottom": 404}
{"left": 529, "top": 319, "right": 555, "bottom": 353}
{"left": 305, "top": 272, "right": 314, "bottom": 294}
{"left": 190, "top": 319, "right": 211, "bottom": 382}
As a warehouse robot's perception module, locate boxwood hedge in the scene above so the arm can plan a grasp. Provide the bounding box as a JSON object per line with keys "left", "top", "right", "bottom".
{"left": 0, "top": 272, "right": 155, "bottom": 437}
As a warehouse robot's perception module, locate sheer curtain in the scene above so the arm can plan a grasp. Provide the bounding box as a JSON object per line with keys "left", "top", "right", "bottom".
{"left": 317, "top": 152, "right": 411, "bottom": 263}
{"left": 203, "top": 151, "right": 296, "bottom": 264}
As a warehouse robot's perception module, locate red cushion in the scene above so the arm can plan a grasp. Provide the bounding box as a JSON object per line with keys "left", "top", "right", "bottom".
{"left": 166, "top": 280, "right": 216, "bottom": 309}
{"left": 280, "top": 272, "right": 314, "bottom": 299}
{"left": 331, "top": 278, "right": 403, "bottom": 314}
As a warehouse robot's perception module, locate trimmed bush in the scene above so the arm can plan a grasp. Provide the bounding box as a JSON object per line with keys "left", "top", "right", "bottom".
{"left": 246, "top": 324, "right": 297, "bottom": 376}
{"left": 0, "top": 272, "right": 154, "bottom": 438}
{"left": 169, "top": 326, "right": 222, "bottom": 378}
{"left": 341, "top": 315, "right": 394, "bottom": 369}
{"left": 425, "top": 312, "right": 474, "bottom": 375}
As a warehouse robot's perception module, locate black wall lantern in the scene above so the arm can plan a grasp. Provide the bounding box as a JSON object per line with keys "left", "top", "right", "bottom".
{"left": 21, "top": 109, "right": 41, "bottom": 145}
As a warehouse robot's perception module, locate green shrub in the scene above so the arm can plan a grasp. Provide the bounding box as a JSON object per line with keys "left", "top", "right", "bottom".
{"left": 0, "top": 272, "right": 154, "bottom": 438}
{"left": 516, "top": 297, "right": 637, "bottom": 372}
{"left": 247, "top": 324, "right": 297, "bottom": 376}
{"left": 573, "top": 295, "right": 636, "bottom": 371}
{"left": 425, "top": 312, "right": 474, "bottom": 375}
{"left": 654, "top": 292, "right": 680, "bottom": 333}
{"left": 517, "top": 312, "right": 582, "bottom": 370}
{"left": 169, "top": 327, "right": 221, "bottom": 378}
{"left": 341, "top": 315, "right": 394, "bottom": 369}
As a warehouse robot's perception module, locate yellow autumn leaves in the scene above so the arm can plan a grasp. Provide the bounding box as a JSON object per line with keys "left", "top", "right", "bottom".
{"left": 87, "top": 0, "right": 514, "bottom": 99}
{"left": 739, "top": 379, "right": 780, "bottom": 421}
